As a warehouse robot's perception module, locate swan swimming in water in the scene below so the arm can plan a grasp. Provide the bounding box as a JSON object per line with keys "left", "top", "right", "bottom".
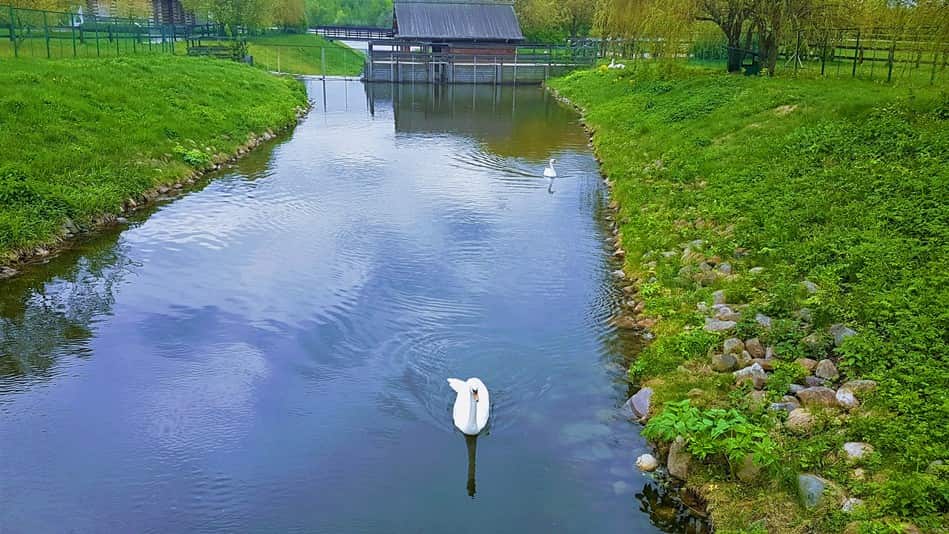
{"left": 544, "top": 159, "right": 557, "bottom": 179}
{"left": 448, "top": 378, "right": 490, "bottom": 436}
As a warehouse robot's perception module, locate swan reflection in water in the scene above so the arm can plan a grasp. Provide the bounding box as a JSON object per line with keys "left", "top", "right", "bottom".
{"left": 465, "top": 434, "right": 478, "bottom": 497}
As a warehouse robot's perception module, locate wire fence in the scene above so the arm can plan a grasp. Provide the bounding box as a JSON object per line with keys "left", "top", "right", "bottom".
{"left": 587, "top": 26, "right": 949, "bottom": 85}
{"left": 0, "top": 4, "right": 219, "bottom": 59}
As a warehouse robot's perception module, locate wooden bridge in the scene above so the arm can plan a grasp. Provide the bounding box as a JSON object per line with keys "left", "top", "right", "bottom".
{"left": 312, "top": 26, "right": 393, "bottom": 41}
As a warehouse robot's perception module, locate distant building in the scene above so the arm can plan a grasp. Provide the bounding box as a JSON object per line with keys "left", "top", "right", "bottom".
{"left": 151, "top": 0, "right": 194, "bottom": 24}
{"left": 83, "top": 0, "right": 194, "bottom": 24}
{"left": 392, "top": 0, "right": 524, "bottom": 55}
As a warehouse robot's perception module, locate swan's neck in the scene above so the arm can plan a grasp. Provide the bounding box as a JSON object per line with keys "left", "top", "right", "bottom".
{"left": 467, "top": 393, "right": 478, "bottom": 431}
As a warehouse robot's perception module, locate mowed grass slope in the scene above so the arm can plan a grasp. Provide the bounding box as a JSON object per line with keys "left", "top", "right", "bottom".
{"left": 550, "top": 67, "right": 948, "bottom": 532}
{"left": 246, "top": 33, "right": 364, "bottom": 76}
{"left": 0, "top": 56, "right": 307, "bottom": 261}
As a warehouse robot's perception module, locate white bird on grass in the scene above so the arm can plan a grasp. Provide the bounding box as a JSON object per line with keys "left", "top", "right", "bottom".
{"left": 448, "top": 378, "right": 490, "bottom": 436}
{"left": 608, "top": 58, "right": 626, "bottom": 69}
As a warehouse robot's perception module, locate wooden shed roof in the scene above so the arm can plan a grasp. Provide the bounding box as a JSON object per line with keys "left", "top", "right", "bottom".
{"left": 394, "top": 0, "right": 524, "bottom": 42}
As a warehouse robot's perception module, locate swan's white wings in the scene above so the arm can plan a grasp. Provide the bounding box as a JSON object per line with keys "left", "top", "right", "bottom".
{"left": 448, "top": 377, "right": 490, "bottom": 435}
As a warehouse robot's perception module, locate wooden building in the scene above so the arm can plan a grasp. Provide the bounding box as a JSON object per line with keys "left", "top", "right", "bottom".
{"left": 392, "top": 0, "right": 524, "bottom": 56}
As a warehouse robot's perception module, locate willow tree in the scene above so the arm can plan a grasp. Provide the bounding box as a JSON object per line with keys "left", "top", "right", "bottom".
{"left": 272, "top": 0, "right": 307, "bottom": 30}
{"left": 181, "top": 0, "right": 276, "bottom": 30}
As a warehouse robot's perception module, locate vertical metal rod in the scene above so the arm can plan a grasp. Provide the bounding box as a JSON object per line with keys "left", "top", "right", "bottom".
{"left": 887, "top": 35, "right": 896, "bottom": 82}
{"left": 9, "top": 4, "right": 17, "bottom": 58}
{"left": 513, "top": 48, "right": 517, "bottom": 86}
{"left": 794, "top": 30, "right": 801, "bottom": 75}
{"left": 820, "top": 32, "right": 827, "bottom": 76}
{"left": 95, "top": 16, "right": 100, "bottom": 56}
{"left": 44, "top": 11, "right": 50, "bottom": 59}
{"left": 71, "top": 13, "right": 77, "bottom": 57}
{"left": 321, "top": 47, "right": 326, "bottom": 80}
{"left": 852, "top": 29, "right": 860, "bottom": 77}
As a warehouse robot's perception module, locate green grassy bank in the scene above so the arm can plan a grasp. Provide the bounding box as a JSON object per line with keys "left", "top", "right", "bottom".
{"left": 549, "top": 67, "right": 948, "bottom": 532}
{"left": 0, "top": 56, "right": 307, "bottom": 264}
{"left": 245, "top": 34, "right": 364, "bottom": 76}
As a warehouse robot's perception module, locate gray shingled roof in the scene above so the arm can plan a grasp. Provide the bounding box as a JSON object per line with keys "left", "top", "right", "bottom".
{"left": 394, "top": 0, "right": 524, "bottom": 42}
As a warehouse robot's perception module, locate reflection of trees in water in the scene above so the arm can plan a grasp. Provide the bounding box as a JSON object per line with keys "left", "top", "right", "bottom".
{"left": 366, "top": 83, "right": 589, "bottom": 161}
{"left": 636, "top": 481, "right": 712, "bottom": 534}
{"left": 0, "top": 239, "right": 133, "bottom": 382}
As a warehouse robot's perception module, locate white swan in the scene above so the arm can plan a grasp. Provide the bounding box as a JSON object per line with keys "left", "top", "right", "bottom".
{"left": 448, "top": 378, "right": 490, "bottom": 435}
{"left": 608, "top": 58, "right": 626, "bottom": 69}
{"left": 544, "top": 159, "right": 557, "bottom": 178}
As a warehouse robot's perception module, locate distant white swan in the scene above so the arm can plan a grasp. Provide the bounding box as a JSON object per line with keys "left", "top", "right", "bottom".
{"left": 544, "top": 159, "right": 557, "bottom": 178}
{"left": 448, "top": 378, "right": 490, "bottom": 436}
{"left": 608, "top": 58, "right": 626, "bottom": 69}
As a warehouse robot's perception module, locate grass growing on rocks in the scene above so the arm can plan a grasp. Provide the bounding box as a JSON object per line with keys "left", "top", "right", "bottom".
{"left": 0, "top": 56, "right": 307, "bottom": 264}
{"left": 549, "top": 65, "right": 948, "bottom": 532}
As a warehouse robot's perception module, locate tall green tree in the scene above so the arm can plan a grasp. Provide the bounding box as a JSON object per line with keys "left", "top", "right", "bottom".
{"left": 181, "top": 0, "right": 276, "bottom": 30}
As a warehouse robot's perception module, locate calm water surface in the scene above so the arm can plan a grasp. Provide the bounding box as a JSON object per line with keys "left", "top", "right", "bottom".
{"left": 0, "top": 81, "right": 705, "bottom": 533}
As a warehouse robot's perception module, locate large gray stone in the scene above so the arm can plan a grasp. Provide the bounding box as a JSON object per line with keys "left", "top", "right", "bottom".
{"left": 755, "top": 313, "right": 772, "bottom": 328}
{"left": 745, "top": 337, "right": 766, "bottom": 358}
{"left": 836, "top": 388, "right": 859, "bottom": 410}
{"left": 734, "top": 363, "right": 768, "bottom": 389}
{"left": 705, "top": 318, "right": 737, "bottom": 332}
{"left": 796, "top": 358, "right": 818, "bottom": 372}
{"left": 841, "top": 380, "right": 877, "bottom": 397}
{"left": 614, "top": 316, "right": 638, "bottom": 330}
{"left": 797, "top": 386, "right": 838, "bottom": 408}
{"left": 830, "top": 324, "right": 857, "bottom": 346}
{"left": 625, "top": 387, "right": 653, "bottom": 421}
{"left": 636, "top": 453, "right": 659, "bottom": 472}
{"left": 667, "top": 436, "right": 692, "bottom": 480}
{"left": 815, "top": 359, "right": 840, "bottom": 381}
{"left": 797, "top": 474, "right": 835, "bottom": 508}
{"left": 802, "top": 280, "right": 819, "bottom": 294}
{"left": 723, "top": 338, "right": 745, "bottom": 355}
{"left": 711, "top": 352, "right": 738, "bottom": 372}
{"left": 712, "top": 290, "right": 726, "bottom": 305}
{"left": 786, "top": 408, "right": 815, "bottom": 432}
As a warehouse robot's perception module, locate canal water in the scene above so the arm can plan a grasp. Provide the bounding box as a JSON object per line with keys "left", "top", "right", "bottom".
{"left": 0, "top": 81, "right": 704, "bottom": 533}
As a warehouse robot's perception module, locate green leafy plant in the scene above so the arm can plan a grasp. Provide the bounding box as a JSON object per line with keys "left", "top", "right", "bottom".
{"left": 643, "top": 400, "right": 777, "bottom": 475}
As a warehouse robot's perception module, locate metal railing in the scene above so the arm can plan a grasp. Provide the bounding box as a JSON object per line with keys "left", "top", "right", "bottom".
{"left": 0, "top": 4, "right": 220, "bottom": 59}
{"left": 312, "top": 25, "right": 393, "bottom": 40}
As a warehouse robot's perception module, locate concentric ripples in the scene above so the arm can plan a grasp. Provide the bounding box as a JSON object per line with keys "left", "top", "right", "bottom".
{"left": 0, "top": 81, "right": 703, "bottom": 534}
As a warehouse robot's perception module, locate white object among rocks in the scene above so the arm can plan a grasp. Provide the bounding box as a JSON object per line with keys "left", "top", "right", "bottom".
{"left": 636, "top": 453, "right": 659, "bottom": 472}
{"left": 842, "top": 442, "right": 874, "bottom": 462}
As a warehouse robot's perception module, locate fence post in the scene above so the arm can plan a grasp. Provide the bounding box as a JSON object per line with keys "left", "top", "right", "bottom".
{"left": 794, "top": 30, "right": 801, "bottom": 76}
{"left": 852, "top": 29, "right": 860, "bottom": 78}
{"left": 71, "top": 14, "right": 77, "bottom": 57}
{"left": 513, "top": 48, "right": 518, "bottom": 86}
{"left": 820, "top": 32, "right": 827, "bottom": 76}
{"left": 44, "top": 11, "right": 51, "bottom": 59}
{"left": 321, "top": 47, "right": 326, "bottom": 80}
{"left": 887, "top": 36, "right": 896, "bottom": 83}
{"left": 9, "top": 4, "right": 17, "bottom": 58}
{"left": 94, "top": 16, "right": 100, "bottom": 56}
